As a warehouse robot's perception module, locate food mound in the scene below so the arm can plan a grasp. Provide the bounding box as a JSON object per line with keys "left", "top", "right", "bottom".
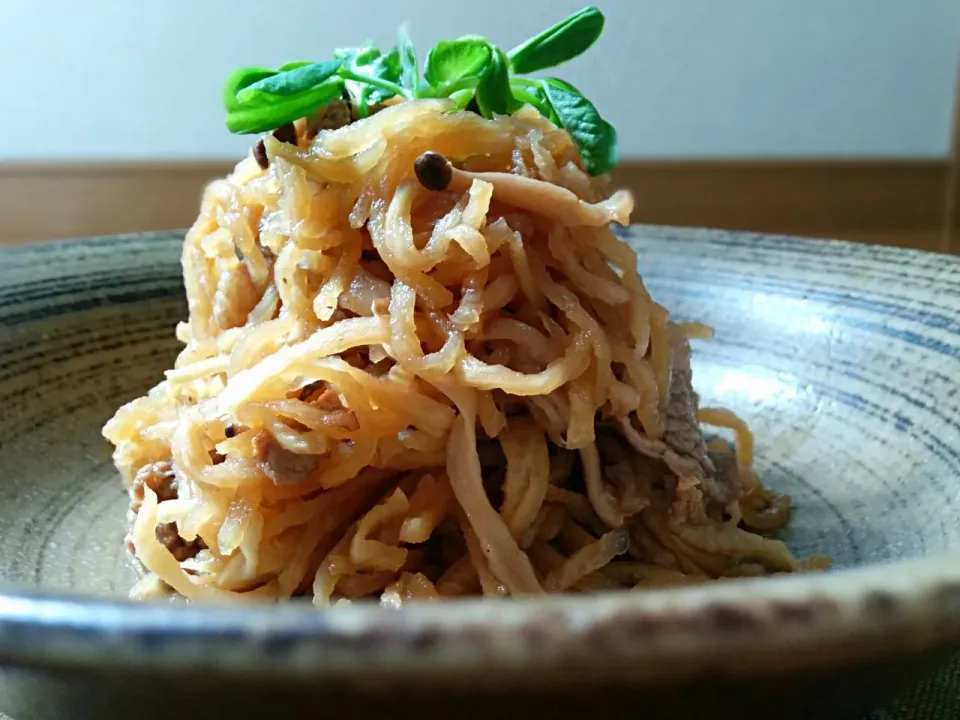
{"left": 103, "top": 8, "right": 820, "bottom": 605}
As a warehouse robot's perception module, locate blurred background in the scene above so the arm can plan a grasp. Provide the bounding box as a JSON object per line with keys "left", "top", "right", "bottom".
{"left": 1, "top": 0, "right": 958, "bottom": 250}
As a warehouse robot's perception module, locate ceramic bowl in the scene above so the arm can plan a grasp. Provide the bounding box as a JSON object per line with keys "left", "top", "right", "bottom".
{"left": 0, "top": 227, "right": 959, "bottom": 720}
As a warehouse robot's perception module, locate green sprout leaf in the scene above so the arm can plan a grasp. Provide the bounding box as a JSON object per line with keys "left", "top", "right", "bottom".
{"left": 475, "top": 47, "right": 521, "bottom": 117}
{"left": 227, "top": 78, "right": 344, "bottom": 134}
{"left": 424, "top": 37, "right": 491, "bottom": 86}
{"left": 219, "top": 5, "right": 618, "bottom": 173}
{"left": 448, "top": 88, "right": 477, "bottom": 111}
{"left": 337, "top": 46, "right": 404, "bottom": 116}
{"left": 542, "top": 78, "right": 617, "bottom": 175}
{"left": 237, "top": 60, "right": 342, "bottom": 103}
{"left": 361, "top": 48, "right": 403, "bottom": 104}
{"left": 508, "top": 6, "right": 604, "bottom": 74}
{"left": 223, "top": 67, "right": 277, "bottom": 111}
{"left": 334, "top": 46, "right": 380, "bottom": 66}
{"left": 509, "top": 79, "right": 558, "bottom": 123}
{"left": 398, "top": 26, "right": 420, "bottom": 98}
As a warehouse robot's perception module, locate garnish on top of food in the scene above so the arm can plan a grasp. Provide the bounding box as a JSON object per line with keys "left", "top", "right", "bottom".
{"left": 104, "top": 8, "right": 827, "bottom": 606}
{"left": 222, "top": 6, "right": 616, "bottom": 175}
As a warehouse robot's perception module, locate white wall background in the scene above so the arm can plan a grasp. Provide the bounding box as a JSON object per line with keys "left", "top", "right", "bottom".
{"left": 1, "top": 0, "right": 958, "bottom": 161}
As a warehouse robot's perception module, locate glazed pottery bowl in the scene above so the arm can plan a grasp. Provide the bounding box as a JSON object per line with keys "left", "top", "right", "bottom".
{"left": 0, "top": 227, "right": 958, "bottom": 720}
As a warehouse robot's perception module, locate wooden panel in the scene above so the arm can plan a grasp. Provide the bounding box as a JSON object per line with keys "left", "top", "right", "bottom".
{"left": 0, "top": 159, "right": 951, "bottom": 251}
{"left": 947, "top": 71, "right": 960, "bottom": 253}
{"left": 610, "top": 160, "right": 949, "bottom": 247}
{"left": 0, "top": 163, "right": 232, "bottom": 246}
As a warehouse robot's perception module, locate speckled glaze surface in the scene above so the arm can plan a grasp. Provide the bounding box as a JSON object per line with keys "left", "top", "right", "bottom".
{"left": 1, "top": 228, "right": 959, "bottom": 720}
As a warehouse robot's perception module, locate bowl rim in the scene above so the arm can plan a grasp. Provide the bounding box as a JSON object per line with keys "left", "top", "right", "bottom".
{"left": 1, "top": 554, "right": 959, "bottom": 687}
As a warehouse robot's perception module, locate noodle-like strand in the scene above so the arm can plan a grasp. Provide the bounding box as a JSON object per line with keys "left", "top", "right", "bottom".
{"left": 104, "top": 97, "right": 814, "bottom": 606}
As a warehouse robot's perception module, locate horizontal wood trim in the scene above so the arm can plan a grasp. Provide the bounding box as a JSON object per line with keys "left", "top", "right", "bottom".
{"left": 611, "top": 160, "right": 950, "bottom": 252}
{"left": 0, "top": 162, "right": 233, "bottom": 247}
{"left": 0, "top": 159, "right": 952, "bottom": 252}
{"left": 947, "top": 72, "right": 960, "bottom": 251}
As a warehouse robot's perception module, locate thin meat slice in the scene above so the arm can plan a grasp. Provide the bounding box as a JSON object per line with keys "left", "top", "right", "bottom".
{"left": 127, "top": 460, "right": 206, "bottom": 562}
{"left": 155, "top": 522, "right": 207, "bottom": 562}
{"left": 252, "top": 430, "right": 321, "bottom": 486}
{"left": 129, "top": 460, "right": 177, "bottom": 513}
{"left": 616, "top": 323, "right": 740, "bottom": 505}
